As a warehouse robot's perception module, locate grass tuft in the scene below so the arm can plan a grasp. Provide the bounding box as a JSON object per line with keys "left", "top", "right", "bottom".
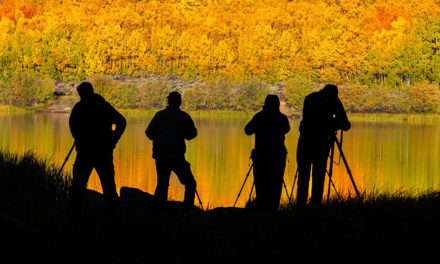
{"left": 1, "top": 150, "right": 440, "bottom": 263}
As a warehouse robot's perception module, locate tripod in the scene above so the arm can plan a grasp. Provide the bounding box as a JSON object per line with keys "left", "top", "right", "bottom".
{"left": 195, "top": 189, "right": 204, "bottom": 211}
{"left": 55, "top": 142, "right": 76, "bottom": 178}
{"left": 233, "top": 160, "right": 291, "bottom": 208}
{"left": 233, "top": 162, "right": 253, "bottom": 207}
{"left": 289, "top": 131, "right": 362, "bottom": 203}
{"left": 326, "top": 131, "right": 362, "bottom": 201}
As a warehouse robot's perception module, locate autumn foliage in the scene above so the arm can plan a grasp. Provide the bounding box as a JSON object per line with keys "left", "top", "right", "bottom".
{"left": 1, "top": 0, "right": 440, "bottom": 113}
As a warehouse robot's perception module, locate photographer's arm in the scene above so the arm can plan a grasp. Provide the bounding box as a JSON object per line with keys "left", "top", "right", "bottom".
{"left": 335, "top": 99, "right": 351, "bottom": 131}
{"left": 145, "top": 114, "right": 158, "bottom": 140}
{"left": 111, "top": 106, "right": 127, "bottom": 143}
{"left": 184, "top": 114, "right": 198, "bottom": 140}
{"left": 245, "top": 116, "right": 257, "bottom": 135}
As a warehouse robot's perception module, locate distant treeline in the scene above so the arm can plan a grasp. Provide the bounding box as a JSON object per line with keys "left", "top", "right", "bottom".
{"left": 1, "top": 73, "right": 439, "bottom": 114}
{"left": 1, "top": 0, "right": 440, "bottom": 113}
{"left": 1, "top": 0, "right": 440, "bottom": 86}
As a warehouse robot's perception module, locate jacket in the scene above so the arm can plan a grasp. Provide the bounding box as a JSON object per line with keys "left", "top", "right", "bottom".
{"left": 145, "top": 106, "right": 197, "bottom": 159}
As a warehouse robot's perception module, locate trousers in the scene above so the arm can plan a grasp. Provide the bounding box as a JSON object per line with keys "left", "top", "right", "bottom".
{"left": 69, "top": 150, "right": 119, "bottom": 208}
{"left": 296, "top": 134, "right": 331, "bottom": 207}
{"left": 154, "top": 156, "right": 197, "bottom": 207}
{"left": 252, "top": 150, "right": 287, "bottom": 211}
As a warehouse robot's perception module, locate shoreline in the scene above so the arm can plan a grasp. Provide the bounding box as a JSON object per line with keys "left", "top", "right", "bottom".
{"left": 4, "top": 106, "right": 440, "bottom": 123}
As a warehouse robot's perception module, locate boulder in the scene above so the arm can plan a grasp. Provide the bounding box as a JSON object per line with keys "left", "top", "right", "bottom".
{"left": 119, "top": 186, "right": 203, "bottom": 213}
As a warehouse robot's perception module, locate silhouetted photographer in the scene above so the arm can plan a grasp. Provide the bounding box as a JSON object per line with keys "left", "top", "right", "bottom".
{"left": 69, "top": 82, "right": 126, "bottom": 209}
{"left": 296, "top": 84, "right": 350, "bottom": 207}
{"left": 145, "top": 91, "right": 198, "bottom": 209}
{"left": 245, "top": 95, "right": 290, "bottom": 211}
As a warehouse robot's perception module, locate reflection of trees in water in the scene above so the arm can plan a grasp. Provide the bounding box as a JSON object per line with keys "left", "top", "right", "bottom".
{"left": 1, "top": 114, "right": 440, "bottom": 206}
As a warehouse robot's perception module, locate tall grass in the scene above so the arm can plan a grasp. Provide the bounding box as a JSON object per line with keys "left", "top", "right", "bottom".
{"left": 0, "top": 151, "right": 70, "bottom": 218}
{"left": 1, "top": 150, "right": 440, "bottom": 263}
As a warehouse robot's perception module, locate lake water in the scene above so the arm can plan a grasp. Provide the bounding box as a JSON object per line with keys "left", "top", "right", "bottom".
{"left": 1, "top": 112, "right": 439, "bottom": 208}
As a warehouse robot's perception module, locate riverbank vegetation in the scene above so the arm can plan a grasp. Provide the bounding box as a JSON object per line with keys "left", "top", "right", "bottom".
{"left": 1, "top": 150, "right": 440, "bottom": 263}
{"left": 2, "top": 1, "right": 440, "bottom": 114}
{"left": 2, "top": 73, "right": 440, "bottom": 115}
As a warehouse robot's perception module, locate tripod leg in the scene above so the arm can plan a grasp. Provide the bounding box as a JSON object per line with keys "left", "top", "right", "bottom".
{"left": 289, "top": 168, "right": 299, "bottom": 200}
{"left": 334, "top": 137, "right": 362, "bottom": 201}
{"left": 233, "top": 163, "right": 253, "bottom": 207}
{"left": 195, "top": 189, "right": 204, "bottom": 211}
{"left": 283, "top": 180, "right": 291, "bottom": 203}
{"left": 329, "top": 177, "right": 341, "bottom": 200}
{"left": 248, "top": 182, "right": 255, "bottom": 204}
{"left": 56, "top": 142, "right": 76, "bottom": 178}
{"left": 326, "top": 139, "right": 336, "bottom": 201}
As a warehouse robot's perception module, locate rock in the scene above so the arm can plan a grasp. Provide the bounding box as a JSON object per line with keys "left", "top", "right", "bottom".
{"left": 119, "top": 186, "right": 203, "bottom": 213}
{"left": 82, "top": 189, "right": 105, "bottom": 209}
{"left": 208, "top": 207, "right": 245, "bottom": 216}
{"left": 269, "top": 83, "right": 285, "bottom": 95}
{"left": 53, "top": 90, "right": 65, "bottom": 96}
{"left": 119, "top": 186, "right": 155, "bottom": 209}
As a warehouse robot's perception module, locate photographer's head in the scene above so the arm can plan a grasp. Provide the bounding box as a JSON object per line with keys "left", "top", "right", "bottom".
{"left": 167, "top": 91, "right": 182, "bottom": 108}
{"left": 322, "top": 84, "right": 338, "bottom": 98}
{"left": 77, "top": 82, "right": 94, "bottom": 100}
{"left": 263, "top": 94, "right": 280, "bottom": 112}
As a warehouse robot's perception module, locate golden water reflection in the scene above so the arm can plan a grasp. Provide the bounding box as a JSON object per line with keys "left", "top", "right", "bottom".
{"left": 1, "top": 112, "right": 440, "bottom": 208}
